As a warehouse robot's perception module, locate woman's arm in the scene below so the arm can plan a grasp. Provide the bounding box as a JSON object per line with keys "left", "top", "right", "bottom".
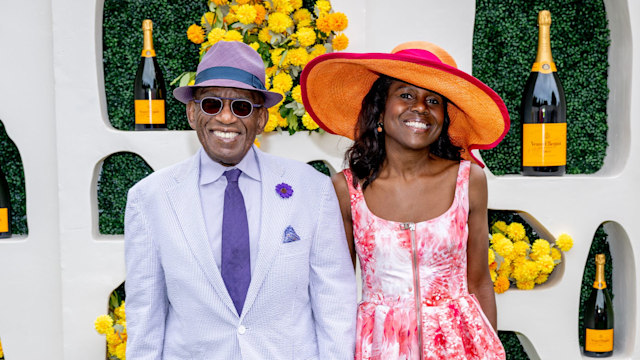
{"left": 331, "top": 171, "right": 356, "bottom": 268}
{"left": 466, "top": 163, "right": 498, "bottom": 331}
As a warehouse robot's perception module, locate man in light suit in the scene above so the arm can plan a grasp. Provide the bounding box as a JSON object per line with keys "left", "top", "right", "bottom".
{"left": 124, "top": 40, "right": 357, "bottom": 359}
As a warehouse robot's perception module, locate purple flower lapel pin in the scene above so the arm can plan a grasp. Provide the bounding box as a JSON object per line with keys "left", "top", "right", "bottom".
{"left": 275, "top": 183, "right": 293, "bottom": 199}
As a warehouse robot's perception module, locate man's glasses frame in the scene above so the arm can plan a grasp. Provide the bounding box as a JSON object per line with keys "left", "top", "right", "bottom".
{"left": 193, "top": 96, "right": 263, "bottom": 118}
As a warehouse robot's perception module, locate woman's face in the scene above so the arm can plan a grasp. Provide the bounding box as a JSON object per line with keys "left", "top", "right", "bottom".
{"left": 380, "top": 80, "right": 445, "bottom": 151}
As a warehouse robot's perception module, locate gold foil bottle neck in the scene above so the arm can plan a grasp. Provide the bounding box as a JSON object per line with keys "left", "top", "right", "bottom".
{"left": 596, "top": 253, "right": 606, "bottom": 266}
{"left": 142, "top": 19, "right": 153, "bottom": 31}
{"left": 538, "top": 10, "right": 551, "bottom": 26}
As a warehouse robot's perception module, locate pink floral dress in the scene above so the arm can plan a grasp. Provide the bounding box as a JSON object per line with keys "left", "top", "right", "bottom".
{"left": 345, "top": 161, "right": 505, "bottom": 360}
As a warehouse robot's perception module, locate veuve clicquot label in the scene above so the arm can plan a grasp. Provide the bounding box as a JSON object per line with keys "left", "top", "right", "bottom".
{"left": 134, "top": 19, "right": 167, "bottom": 130}
{"left": 135, "top": 99, "right": 165, "bottom": 125}
{"left": 0, "top": 207, "right": 8, "bottom": 233}
{"left": 585, "top": 329, "right": 614, "bottom": 352}
{"left": 522, "top": 123, "right": 566, "bottom": 166}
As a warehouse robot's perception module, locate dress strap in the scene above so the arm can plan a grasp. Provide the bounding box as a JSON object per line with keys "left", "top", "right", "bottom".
{"left": 456, "top": 160, "right": 471, "bottom": 210}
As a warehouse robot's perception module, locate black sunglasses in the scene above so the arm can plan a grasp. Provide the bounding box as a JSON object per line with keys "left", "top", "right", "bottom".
{"left": 193, "top": 96, "right": 263, "bottom": 118}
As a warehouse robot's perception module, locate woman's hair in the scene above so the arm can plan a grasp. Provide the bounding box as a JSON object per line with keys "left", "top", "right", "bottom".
{"left": 346, "top": 75, "right": 463, "bottom": 189}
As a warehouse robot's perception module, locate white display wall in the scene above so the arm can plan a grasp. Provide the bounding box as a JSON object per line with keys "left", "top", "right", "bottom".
{"left": 0, "top": 0, "right": 638, "bottom": 359}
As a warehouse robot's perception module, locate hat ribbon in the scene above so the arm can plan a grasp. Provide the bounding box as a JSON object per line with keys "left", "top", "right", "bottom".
{"left": 195, "top": 66, "right": 266, "bottom": 90}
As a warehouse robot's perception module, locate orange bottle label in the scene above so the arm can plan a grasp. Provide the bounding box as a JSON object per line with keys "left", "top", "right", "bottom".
{"left": 585, "top": 328, "right": 613, "bottom": 352}
{"left": 135, "top": 99, "right": 165, "bottom": 125}
{"left": 0, "top": 208, "right": 8, "bottom": 232}
{"left": 531, "top": 61, "right": 557, "bottom": 74}
{"left": 522, "top": 123, "right": 566, "bottom": 166}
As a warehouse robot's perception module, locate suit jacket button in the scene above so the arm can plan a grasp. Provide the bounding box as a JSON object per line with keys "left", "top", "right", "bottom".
{"left": 238, "top": 325, "right": 247, "bottom": 335}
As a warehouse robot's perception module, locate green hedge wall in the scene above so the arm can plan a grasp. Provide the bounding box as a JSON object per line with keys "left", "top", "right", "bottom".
{"left": 473, "top": 0, "right": 609, "bottom": 175}
{"left": 97, "top": 152, "right": 154, "bottom": 234}
{"left": 0, "top": 120, "right": 28, "bottom": 235}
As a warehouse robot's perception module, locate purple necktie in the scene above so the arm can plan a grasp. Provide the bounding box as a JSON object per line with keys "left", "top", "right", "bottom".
{"left": 221, "top": 169, "right": 251, "bottom": 315}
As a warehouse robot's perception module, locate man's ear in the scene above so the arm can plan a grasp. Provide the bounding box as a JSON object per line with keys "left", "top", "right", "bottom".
{"left": 255, "top": 107, "right": 269, "bottom": 134}
{"left": 186, "top": 101, "right": 197, "bottom": 130}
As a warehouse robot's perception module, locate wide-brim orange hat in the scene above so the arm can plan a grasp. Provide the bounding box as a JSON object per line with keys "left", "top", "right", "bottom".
{"left": 300, "top": 41, "right": 510, "bottom": 166}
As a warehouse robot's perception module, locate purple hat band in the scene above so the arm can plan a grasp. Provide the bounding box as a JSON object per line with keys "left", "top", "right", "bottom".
{"left": 173, "top": 41, "right": 283, "bottom": 108}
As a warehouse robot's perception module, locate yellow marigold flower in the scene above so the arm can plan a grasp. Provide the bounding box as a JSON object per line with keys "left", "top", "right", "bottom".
{"left": 309, "top": 44, "right": 327, "bottom": 59}
{"left": 490, "top": 232, "right": 506, "bottom": 245}
{"left": 489, "top": 261, "right": 498, "bottom": 271}
{"left": 286, "top": 47, "right": 308, "bottom": 67}
{"left": 491, "top": 220, "right": 508, "bottom": 234}
{"left": 254, "top": 4, "right": 267, "bottom": 24}
{"left": 516, "top": 280, "right": 535, "bottom": 290}
{"left": 535, "top": 273, "right": 549, "bottom": 284}
{"left": 258, "top": 27, "right": 272, "bottom": 43}
{"left": 207, "top": 28, "right": 226, "bottom": 44}
{"left": 272, "top": 72, "right": 293, "bottom": 92}
{"left": 188, "top": 79, "right": 196, "bottom": 86}
{"left": 488, "top": 248, "right": 495, "bottom": 264}
{"left": 493, "top": 275, "right": 510, "bottom": 294}
{"left": 316, "top": 0, "right": 331, "bottom": 14}
{"left": 291, "top": 85, "right": 302, "bottom": 103}
{"left": 551, "top": 247, "right": 562, "bottom": 261}
{"left": 492, "top": 236, "right": 514, "bottom": 259}
{"left": 315, "top": 15, "right": 331, "bottom": 34}
{"left": 235, "top": 4, "right": 257, "bottom": 24}
{"left": 253, "top": 137, "right": 261, "bottom": 147}
{"left": 497, "top": 262, "right": 512, "bottom": 278}
{"left": 211, "top": 0, "right": 229, "bottom": 5}
{"left": 224, "top": 30, "right": 244, "bottom": 42}
{"left": 270, "top": 48, "right": 286, "bottom": 66}
{"left": 332, "top": 33, "right": 349, "bottom": 51}
{"left": 268, "top": 12, "right": 293, "bottom": 33}
{"left": 490, "top": 269, "right": 497, "bottom": 282}
{"left": 187, "top": 24, "right": 206, "bottom": 44}
{"left": 266, "top": 109, "right": 283, "bottom": 131}
{"left": 0, "top": 339, "right": 4, "bottom": 358}
{"left": 224, "top": 12, "right": 238, "bottom": 24}
{"left": 114, "top": 303, "right": 126, "bottom": 320}
{"left": 108, "top": 342, "right": 118, "bottom": 355}
{"left": 291, "top": 0, "right": 303, "bottom": 10}
{"left": 512, "top": 240, "right": 530, "bottom": 258}
{"left": 328, "top": 12, "right": 348, "bottom": 32}
{"left": 302, "top": 112, "right": 319, "bottom": 130}
{"left": 556, "top": 233, "right": 574, "bottom": 252}
{"left": 106, "top": 331, "right": 123, "bottom": 346}
{"left": 512, "top": 260, "right": 540, "bottom": 282}
{"left": 265, "top": 76, "right": 271, "bottom": 90}
{"left": 94, "top": 314, "right": 114, "bottom": 335}
{"left": 537, "top": 254, "right": 555, "bottom": 274}
{"left": 530, "top": 239, "right": 551, "bottom": 260}
{"left": 296, "top": 27, "right": 317, "bottom": 47}
{"left": 506, "top": 222, "right": 526, "bottom": 241}
{"left": 293, "top": 8, "right": 312, "bottom": 24}
{"left": 273, "top": 0, "right": 294, "bottom": 14}
{"left": 115, "top": 342, "right": 126, "bottom": 360}
{"left": 236, "top": 0, "right": 251, "bottom": 4}
{"left": 201, "top": 12, "right": 216, "bottom": 27}
{"left": 248, "top": 41, "right": 260, "bottom": 51}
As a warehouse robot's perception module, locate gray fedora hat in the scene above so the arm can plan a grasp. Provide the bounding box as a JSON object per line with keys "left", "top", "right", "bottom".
{"left": 173, "top": 41, "right": 283, "bottom": 108}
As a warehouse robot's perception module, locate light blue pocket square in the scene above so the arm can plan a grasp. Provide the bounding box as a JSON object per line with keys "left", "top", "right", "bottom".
{"left": 283, "top": 226, "right": 300, "bottom": 243}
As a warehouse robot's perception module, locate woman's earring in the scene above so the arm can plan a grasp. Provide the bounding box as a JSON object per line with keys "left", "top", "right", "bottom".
{"left": 376, "top": 122, "right": 384, "bottom": 133}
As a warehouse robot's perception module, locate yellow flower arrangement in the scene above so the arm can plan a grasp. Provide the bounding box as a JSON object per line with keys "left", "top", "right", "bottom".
{"left": 94, "top": 292, "right": 127, "bottom": 360}
{"left": 489, "top": 219, "right": 573, "bottom": 293}
{"left": 174, "top": 0, "right": 349, "bottom": 134}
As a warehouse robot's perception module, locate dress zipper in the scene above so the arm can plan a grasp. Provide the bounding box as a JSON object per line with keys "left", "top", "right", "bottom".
{"left": 403, "top": 222, "right": 423, "bottom": 360}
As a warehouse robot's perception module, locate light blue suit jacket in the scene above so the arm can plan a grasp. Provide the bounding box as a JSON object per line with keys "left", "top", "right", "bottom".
{"left": 124, "top": 147, "right": 357, "bottom": 359}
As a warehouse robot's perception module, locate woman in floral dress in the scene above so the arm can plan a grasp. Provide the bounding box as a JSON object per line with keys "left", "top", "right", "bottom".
{"left": 301, "top": 41, "right": 509, "bottom": 359}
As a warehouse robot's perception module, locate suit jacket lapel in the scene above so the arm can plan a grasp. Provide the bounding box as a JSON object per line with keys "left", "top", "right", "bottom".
{"left": 166, "top": 150, "right": 236, "bottom": 314}
{"left": 241, "top": 148, "right": 292, "bottom": 318}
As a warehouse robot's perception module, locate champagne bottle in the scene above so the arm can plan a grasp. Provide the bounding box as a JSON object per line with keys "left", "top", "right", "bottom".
{"left": 0, "top": 164, "right": 11, "bottom": 238}
{"left": 134, "top": 19, "right": 167, "bottom": 130}
{"left": 520, "top": 10, "right": 566, "bottom": 176}
{"left": 583, "top": 254, "right": 614, "bottom": 357}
